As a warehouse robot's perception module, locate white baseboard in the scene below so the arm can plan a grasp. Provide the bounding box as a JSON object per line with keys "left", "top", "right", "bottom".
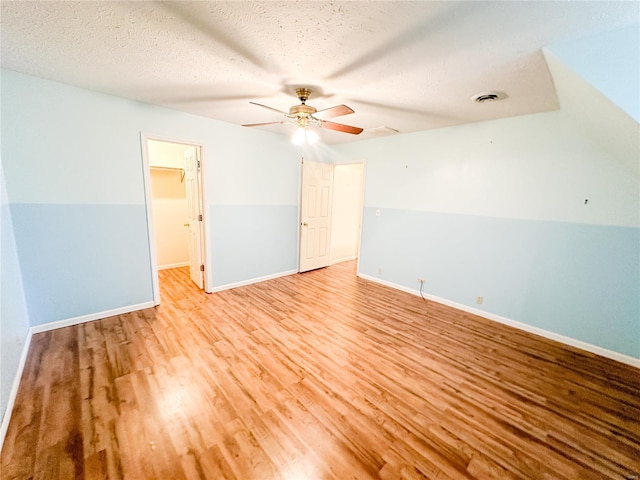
{"left": 29, "top": 301, "right": 157, "bottom": 334}
{"left": 0, "top": 328, "right": 32, "bottom": 450}
{"left": 358, "top": 273, "right": 640, "bottom": 368}
{"left": 158, "top": 262, "right": 189, "bottom": 271}
{"left": 208, "top": 269, "right": 298, "bottom": 293}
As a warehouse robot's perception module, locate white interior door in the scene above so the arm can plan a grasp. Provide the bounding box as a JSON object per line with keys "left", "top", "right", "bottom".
{"left": 299, "top": 159, "right": 334, "bottom": 272}
{"left": 184, "top": 147, "right": 204, "bottom": 288}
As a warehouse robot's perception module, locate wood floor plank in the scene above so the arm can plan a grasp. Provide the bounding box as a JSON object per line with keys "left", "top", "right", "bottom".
{"left": 2, "top": 261, "right": 639, "bottom": 479}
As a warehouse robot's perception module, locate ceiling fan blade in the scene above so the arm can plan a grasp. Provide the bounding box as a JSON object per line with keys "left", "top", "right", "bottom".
{"left": 249, "top": 101, "right": 289, "bottom": 115}
{"left": 242, "top": 121, "right": 287, "bottom": 127}
{"left": 318, "top": 119, "right": 363, "bottom": 135}
{"left": 314, "top": 104, "right": 354, "bottom": 119}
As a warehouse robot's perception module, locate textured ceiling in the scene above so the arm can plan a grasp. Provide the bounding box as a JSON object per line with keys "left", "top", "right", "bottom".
{"left": 1, "top": 1, "right": 637, "bottom": 144}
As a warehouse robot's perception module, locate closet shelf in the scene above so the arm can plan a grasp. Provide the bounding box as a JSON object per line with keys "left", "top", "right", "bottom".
{"left": 150, "top": 166, "right": 185, "bottom": 182}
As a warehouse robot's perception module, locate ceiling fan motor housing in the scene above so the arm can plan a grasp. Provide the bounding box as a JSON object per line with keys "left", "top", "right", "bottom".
{"left": 289, "top": 104, "right": 317, "bottom": 116}
{"left": 290, "top": 87, "right": 317, "bottom": 116}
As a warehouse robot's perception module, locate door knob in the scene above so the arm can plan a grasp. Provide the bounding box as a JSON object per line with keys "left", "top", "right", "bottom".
{"left": 184, "top": 223, "right": 189, "bottom": 227}
{"left": 302, "top": 222, "right": 308, "bottom": 226}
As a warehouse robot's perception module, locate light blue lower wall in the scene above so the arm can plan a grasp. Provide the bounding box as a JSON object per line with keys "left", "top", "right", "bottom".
{"left": 209, "top": 205, "right": 298, "bottom": 287}
{"left": 10, "top": 204, "right": 153, "bottom": 326}
{"left": 360, "top": 207, "right": 640, "bottom": 358}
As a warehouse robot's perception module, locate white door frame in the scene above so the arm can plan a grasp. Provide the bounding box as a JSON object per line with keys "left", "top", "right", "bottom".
{"left": 140, "top": 133, "right": 209, "bottom": 304}
{"left": 297, "top": 159, "right": 366, "bottom": 273}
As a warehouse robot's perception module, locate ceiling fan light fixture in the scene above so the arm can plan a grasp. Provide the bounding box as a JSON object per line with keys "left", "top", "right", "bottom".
{"left": 292, "top": 126, "right": 306, "bottom": 145}
{"left": 292, "top": 126, "right": 319, "bottom": 146}
{"left": 306, "top": 128, "right": 319, "bottom": 145}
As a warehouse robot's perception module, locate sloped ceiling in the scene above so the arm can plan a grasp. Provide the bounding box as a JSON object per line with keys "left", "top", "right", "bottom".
{"left": 1, "top": 1, "right": 637, "bottom": 143}
{"left": 547, "top": 24, "right": 640, "bottom": 123}
{"left": 544, "top": 50, "right": 640, "bottom": 179}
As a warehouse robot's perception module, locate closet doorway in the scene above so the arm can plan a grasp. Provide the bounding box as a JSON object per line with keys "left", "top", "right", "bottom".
{"left": 142, "top": 136, "right": 206, "bottom": 302}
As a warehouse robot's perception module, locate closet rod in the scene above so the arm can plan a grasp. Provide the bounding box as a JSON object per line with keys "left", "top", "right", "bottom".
{"left": 150, "top": 166, "right": 183, "bottom": 171}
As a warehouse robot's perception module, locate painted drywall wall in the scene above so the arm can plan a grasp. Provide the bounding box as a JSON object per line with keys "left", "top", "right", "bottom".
{"left": 148, "top": 140, "right": 190, "bottom": 169}
{"left": 209, "top": 205, "right": 299, "bottom": 286}
{"left": 1, "top": 69, "right": 300, "bottom": 325}
{"left": 150, "top": 169, "right": 189, "bottom": 269}
{"left": 333, "top": 59, "right": 639, "bottom": 358}
{"left": 331, "top": 163, "right": 364, "bottom": 263}
{"left": 206, "top": 127, "right": 301, "bottom": 287}
{"left": 0, "top": 164, "right": 30, "bottom": 425}
{"left": 547, "top": 24, "right": 640, "bottom": 122}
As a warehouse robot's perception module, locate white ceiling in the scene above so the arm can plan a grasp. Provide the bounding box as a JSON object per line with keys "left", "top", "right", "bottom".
{"left": 1, "top": 1, "right": 637, "bottom": 144}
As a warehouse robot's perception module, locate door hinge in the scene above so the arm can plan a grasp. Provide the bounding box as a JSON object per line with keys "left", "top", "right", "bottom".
{"left": 197, "top": 160, "right": 201, "bottom": 170}
{"left": 199, "top": 264, "right": 205, "bottom": 272}
{"left": 198, "top": 214, "right": 203, "bottom": 221}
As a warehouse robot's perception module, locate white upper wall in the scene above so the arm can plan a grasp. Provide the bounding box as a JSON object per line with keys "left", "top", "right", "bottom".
{"left": 211, "top": 127, "right": 301, "bottom": 206}
{"left": 334, "top": 66, "right": 639, "bottom": 229}
{"left": 1, "top": 69, "right": 300, "bottom": 207}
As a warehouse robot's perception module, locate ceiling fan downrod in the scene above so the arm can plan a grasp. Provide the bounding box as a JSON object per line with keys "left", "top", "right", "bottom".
{"left": 290, "top": 88, "right": 317, "bottom": 116}
{"left": 295, "top": 88, "right": 312, "bottom": 104}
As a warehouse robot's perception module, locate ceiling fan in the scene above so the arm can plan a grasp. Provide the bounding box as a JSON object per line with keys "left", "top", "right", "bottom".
{"left": 242, "top": 88, "right": 363, "bottom": 143}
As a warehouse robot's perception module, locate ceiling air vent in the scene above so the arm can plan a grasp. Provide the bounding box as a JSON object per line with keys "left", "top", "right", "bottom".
{"left": 472, "top": 92, "right": 504, "bottom": 103}
{"left": 363, "top": 126, "right": 400, "bottom": 137}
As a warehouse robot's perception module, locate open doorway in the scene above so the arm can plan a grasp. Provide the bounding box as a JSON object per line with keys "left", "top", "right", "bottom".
{"left": 142, "top": 136, "right": 206, "bottom": 303}
{"left": 298, "top": 160, "right": 364, "bottom": 272}
{"left": 330, "top": 163, "right": 365, "bottom": 265}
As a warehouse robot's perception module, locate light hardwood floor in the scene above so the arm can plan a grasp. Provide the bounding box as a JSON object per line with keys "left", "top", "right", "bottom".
{"left": 1, "top": 261, "right": 639, "bottom": 479}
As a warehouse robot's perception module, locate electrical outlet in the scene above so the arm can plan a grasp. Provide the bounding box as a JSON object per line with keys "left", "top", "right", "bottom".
{"left": 476, "top": 296, "right": 484, "bottom": 305}
{"left": 377, "top": 268, "right": 382, "bottom": 275}
{"left": 417, "top": 277, "right": 425, "bottom": 283}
